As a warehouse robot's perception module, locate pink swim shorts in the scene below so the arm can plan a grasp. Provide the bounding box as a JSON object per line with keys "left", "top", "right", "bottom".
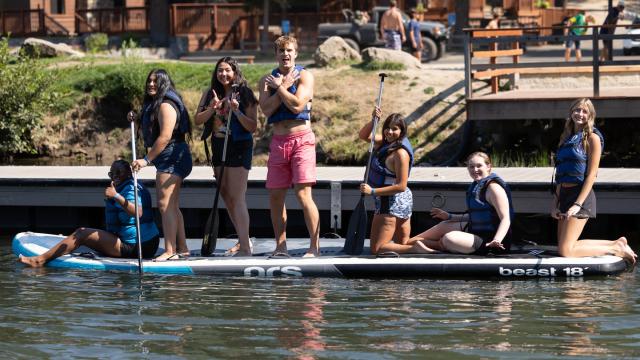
{"left": 266, "top": 128, "right": 317, "bottom": 189}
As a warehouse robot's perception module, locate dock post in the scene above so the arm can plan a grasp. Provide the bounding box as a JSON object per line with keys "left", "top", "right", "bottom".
{"left": 592, "top": 27, "right": 600, "bottom": 97}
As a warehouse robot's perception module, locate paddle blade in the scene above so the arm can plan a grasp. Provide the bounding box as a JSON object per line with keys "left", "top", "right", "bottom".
{"left": 343, "top": 197, "right": 368, "bottom": 255}
{"left": 201, "top": 210, "right": 219, "bottom": 256}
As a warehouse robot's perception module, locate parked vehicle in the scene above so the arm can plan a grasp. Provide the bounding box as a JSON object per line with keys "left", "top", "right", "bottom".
{"left": 623, "top": 18, "right": 640, "bottom": 55}
{"left": 317, "top": 6, "right": 449, "bottom": 62}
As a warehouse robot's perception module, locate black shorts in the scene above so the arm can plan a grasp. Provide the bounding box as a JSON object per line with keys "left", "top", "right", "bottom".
{"left": 211, "top": 137, "right": 253, "bottom": 170}
{"left": 120, "top": 235, "right": 160, "bottom": 259}
{"left": 467, "top": 230, "right": 512, "bottom": 256}
{"left": 557, "top": 185, "right": 596, "bottom": 218}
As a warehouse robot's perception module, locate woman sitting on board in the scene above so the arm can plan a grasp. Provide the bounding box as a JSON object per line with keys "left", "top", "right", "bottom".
{"left": 194, "top": 57, "right": 258, "bottom": 256}
{"left": 131, "top": 69, "right": 192, "bottom": 261}
{"left": 551, "top": 98, "right": 636, "bottom": 263}
{"left": 408, "top": 152, "right": 514, "bottom": 255}
{"left": 358, "top": 107, "right": 427, "bottom": 254}
{"left": 18, "top": 160, "right": 160, "bottom": 267}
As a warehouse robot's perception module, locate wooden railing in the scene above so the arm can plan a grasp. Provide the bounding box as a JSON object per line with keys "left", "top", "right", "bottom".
{"left": 75, "top": 7, "right": 149, "bottom": 34}
{"left": 44, "top": 14, "right": 70, "bottom": 36}
{"left": 464, "top": 25, "right": 640, "bottom": 99}
{"left": 171, "top": 4, "right": 249, "bottom": 35}
{"left": 0, "top": 9, "right": 45, "bottom": 36}
{"left": 171, "top": 4, "right": 343, "bottom": 50}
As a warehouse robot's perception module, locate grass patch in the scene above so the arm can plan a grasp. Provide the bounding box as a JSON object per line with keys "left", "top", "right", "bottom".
{"left": 491, "top": 150, "right": 551, "bottom": 167}
{"left": 423, "top": 87, "right": 435, "bottom": 95}
{"left": 46, "top": 60, "right": 272, "bottom": 114}
{"left": 356, "top": 60, "right": 406, "bottom": 71}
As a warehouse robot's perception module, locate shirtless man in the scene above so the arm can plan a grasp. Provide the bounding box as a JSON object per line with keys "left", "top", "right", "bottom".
{"left": 258, "top": 36, "right": 320, "bottom": 258}
{"left": 380, "top": 0, "right": 406, "bottom": 50}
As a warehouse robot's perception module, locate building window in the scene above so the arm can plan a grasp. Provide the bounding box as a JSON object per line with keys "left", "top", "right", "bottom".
{"left": 50, "top": 0, "right": 65, "bottom": 14}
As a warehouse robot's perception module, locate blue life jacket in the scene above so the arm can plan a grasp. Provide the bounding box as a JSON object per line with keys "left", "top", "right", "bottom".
{"left": 104, "top": 179, "right": 159, "bottom": 244}
{"left": 141, "top": 89, "right": 190, "bottom": 148}
{"left": 555, "top": 128, "right": 604, "bottom": 184}
{"left": 267, "top": 65, "right": 311, "bottom": 124}
{"left": 367, "top": 137, "right": 414, "bottom": 187}
{"left": 466, "top": 173, "right": 514, "bottom": 234}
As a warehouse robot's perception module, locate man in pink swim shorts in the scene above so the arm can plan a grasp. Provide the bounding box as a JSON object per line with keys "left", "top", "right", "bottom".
{"left": 258, "top": 36, "right": 320, "bottom": 257}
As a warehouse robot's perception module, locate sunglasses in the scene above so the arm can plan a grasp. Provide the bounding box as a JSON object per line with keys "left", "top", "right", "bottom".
{"left": 108, "top": 171, "right": 120, "bottom": 179}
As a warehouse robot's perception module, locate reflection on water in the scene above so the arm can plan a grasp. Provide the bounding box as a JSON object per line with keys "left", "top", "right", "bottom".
{"left": 1, "top": 241, "right": 640, "bottom": 358}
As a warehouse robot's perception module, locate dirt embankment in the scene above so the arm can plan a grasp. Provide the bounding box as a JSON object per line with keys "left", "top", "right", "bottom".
{"left": 35, "top": 64, "right": 467, "bottom": 166}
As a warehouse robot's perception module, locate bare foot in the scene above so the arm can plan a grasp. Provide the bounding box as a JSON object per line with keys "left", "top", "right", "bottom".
{"left": 153, "top": 252, "right": 176, "bottom": 262}
{"left": 411, "top": 241, "right": 438, "bottom": 254}
{"left": 615, "top": 241, "right": 636, "bottom": 265}
{"left": 18, "top": 255, "right": 46, "bottom": 268}
{"left": 618, "top": 237, "right": 637, "bottom": 257}
{"left": 225, "top": 242, "right": 241, "bottom": 255}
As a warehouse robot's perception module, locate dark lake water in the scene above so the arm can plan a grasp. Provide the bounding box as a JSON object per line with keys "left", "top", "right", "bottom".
{"left": 2, "top": 237, "right": 640, "bottom": 359}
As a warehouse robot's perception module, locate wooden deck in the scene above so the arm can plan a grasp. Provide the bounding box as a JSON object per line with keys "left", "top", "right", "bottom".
{"left": 1, "top": 166, "right": 639, "bottom": 214}
{"left": 466, "top": 87, "right": 640, "bottom": 120}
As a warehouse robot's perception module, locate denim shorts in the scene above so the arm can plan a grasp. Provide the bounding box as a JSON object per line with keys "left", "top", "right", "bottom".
{"left": 153, "top": 141, "right": 193, "bottom": 179}
{"left": 565, "top": 36, "right": 581, "bottom": 49}
{"left": 211, "top": 137, "right": 253, "bottom": 170}
{"left": 374, "top": 188, "right": 413, "bottom": 219}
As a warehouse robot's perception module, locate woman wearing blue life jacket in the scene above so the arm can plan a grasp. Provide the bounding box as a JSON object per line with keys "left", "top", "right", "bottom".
{"left": 552, "top": 98, "right": 636, "bottom": 263}
{"left": 131, "top": 69, "right": 193, "bottom": 261}
{"left": 358, "top": 108, "right": 427, "bottom": 254}
{"left": 408, "top": 152, "right": 514, "bottom": 255}
{"left": 195, "top": 57, "right": 258, "bottom": 256}
{"left": 18, "top": 160, "right": 160, "bottom": 267}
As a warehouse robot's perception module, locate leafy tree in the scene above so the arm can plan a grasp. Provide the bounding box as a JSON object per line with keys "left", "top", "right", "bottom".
{"left": 0, "top": 38, "right": 59, "bottom": 156}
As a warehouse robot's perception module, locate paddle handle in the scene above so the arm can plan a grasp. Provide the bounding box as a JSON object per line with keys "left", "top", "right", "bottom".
{"left": 129, "top": 118, "right": 143, "bottom": 274}
{"left": 363, "top": 73, "right": 387, "bottom": 183}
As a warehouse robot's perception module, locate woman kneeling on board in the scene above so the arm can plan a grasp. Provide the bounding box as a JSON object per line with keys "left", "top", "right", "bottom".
{"left": 552, "top": 98, "right": 636, "bottom": 264}
{"left": 358, "top": 108, "right": 427, "bottom": 254}
{"left": 408, "top": 152, "right": 514, "bottom": 254}
{"left": 18, "top": 160, "right": 160, "bottom": 267}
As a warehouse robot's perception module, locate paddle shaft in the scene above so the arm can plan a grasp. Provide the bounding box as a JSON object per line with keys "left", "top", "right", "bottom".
{"left": 129, "top": 119, "right": 143, "bottom": 274}
{"left": 343, "top": 74, "right": 387, "bottom": 255}
{"left": 362, "top": 74, "right": 387, "bottom": 183}
{"left": 202, "top": 85, "right": 238, "bottom": 256}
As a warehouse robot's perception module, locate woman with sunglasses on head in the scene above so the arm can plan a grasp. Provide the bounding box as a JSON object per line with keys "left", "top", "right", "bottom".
{"left": 131, "top": 69, "right": 193, "bottom": 261}
{"left": 195, "top": 57, "right": 258, "bottom": 256}
{"left": 18, "top": 160, "right": 160, "bottom": 267}
{"left": 552, "top": 98, "right": 636, "bottom": 264}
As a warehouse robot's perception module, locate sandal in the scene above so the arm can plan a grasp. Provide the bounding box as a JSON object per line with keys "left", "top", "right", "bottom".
{"left": 269, "top": 251, "right": 291, "bottom": 259}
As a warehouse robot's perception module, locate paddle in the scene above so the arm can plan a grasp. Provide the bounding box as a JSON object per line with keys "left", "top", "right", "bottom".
{"left": 343, "top": 73, "right": 388, "bottom": 255}
{"left": 128, "top": 113, "right": 143, "bottom": 274}
{"left": 201, "top": 84, "right": 239, "bottom": 256}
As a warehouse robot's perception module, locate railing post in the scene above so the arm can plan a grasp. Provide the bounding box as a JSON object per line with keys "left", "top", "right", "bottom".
{"left": 121, "top": 7, "right": 125, "bottom": 33}
{"left": 464, "top": 31, "right": 472, "bottom": 99}
{"left": 592, "top": 25, "right": 600, "bottom": 97}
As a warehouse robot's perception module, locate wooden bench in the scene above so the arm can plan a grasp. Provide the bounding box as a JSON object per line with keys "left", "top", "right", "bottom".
{"left": 471, "top": 29, "right": 524, "bottom": 93}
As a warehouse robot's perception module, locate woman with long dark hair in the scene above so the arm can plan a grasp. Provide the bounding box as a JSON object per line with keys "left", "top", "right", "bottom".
{"left": 195, "top": 57, "right": 258, "bottom": 256}
{"left": 358, "top": 108, "right": 426, "bottom": 254}
{"left": 552, "top": 98, "right": 636, "bottom": 263}
{"left": 131, "top": 69, "right": 192, "bottom": 261}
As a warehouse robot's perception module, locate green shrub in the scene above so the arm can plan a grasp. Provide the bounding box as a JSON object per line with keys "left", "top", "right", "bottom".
{"left": 0, "top": 38, "right": 59, "bottom": 155}
{"left": 84, "top": 33, "right": 109, "bottom": 54}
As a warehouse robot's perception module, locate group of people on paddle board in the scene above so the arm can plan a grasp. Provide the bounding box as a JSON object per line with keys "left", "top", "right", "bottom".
{"left": 18, "top": 37, "right": 637, "bottom": 267}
